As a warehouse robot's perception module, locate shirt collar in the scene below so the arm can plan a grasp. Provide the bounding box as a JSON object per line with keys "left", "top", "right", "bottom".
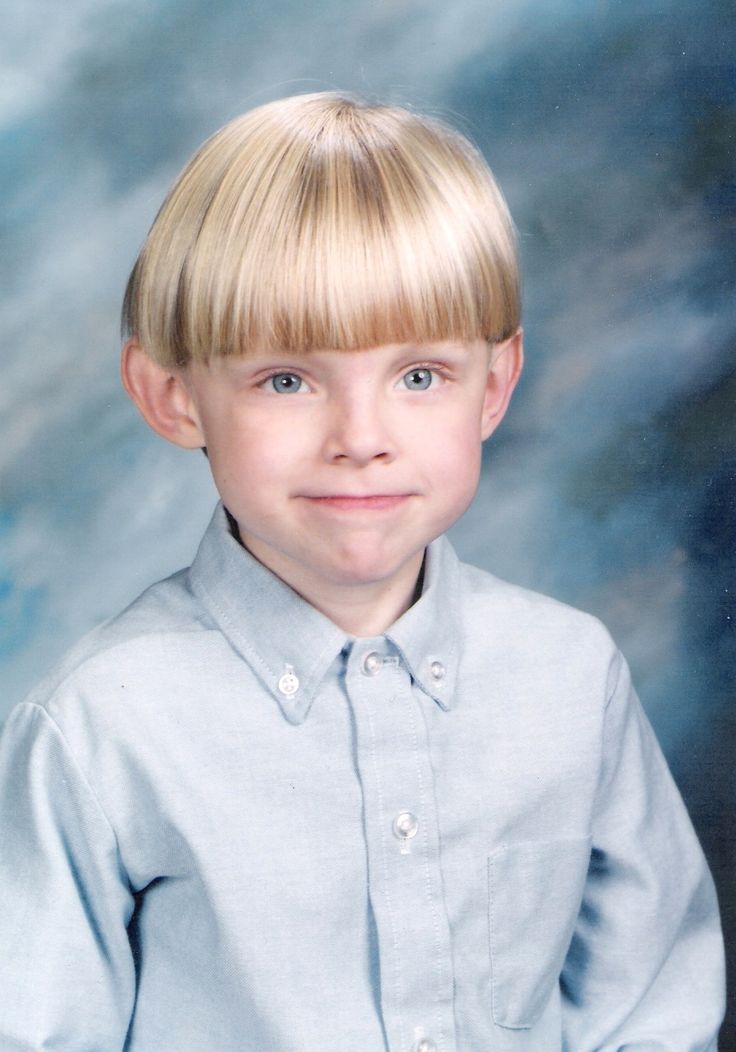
{"left": 188, "top": 503, "right": 463, "bottom": 723}
{"left": 385, "top": 534, "right": 462, "bottom": 710}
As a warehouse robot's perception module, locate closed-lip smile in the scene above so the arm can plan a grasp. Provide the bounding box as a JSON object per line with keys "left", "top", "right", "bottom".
{"left": 301, "top": 494, "right": 412, "bottom": 510}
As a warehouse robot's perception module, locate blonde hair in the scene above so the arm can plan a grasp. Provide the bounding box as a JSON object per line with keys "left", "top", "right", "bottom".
{"left": 122, "top": 92, "right": 520, "bottom": 367}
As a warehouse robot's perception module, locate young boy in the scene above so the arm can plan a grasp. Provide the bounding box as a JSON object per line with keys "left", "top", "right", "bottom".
{"left": 0, "top": 93, "right": 725, "bottom": 1050}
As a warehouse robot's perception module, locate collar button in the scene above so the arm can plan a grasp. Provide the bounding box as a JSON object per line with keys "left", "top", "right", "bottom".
{"left": 277, "top": 666, "right": 300, "bottom": 697}
{"left": 362, "top": 651, "right": 383, "bottom": 676}
{"left": 429, "top": 660, "right": 446, "bottom": 682}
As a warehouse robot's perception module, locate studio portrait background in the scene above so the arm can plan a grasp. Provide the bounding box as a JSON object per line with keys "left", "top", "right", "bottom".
{"left": 2, "top": 0, "right": 734, "bottom": 1041}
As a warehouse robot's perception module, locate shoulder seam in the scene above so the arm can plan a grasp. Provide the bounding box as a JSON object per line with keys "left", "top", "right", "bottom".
{"left": 603, "top": 649, "right": 627, "bottom": 711}
{"left": 31, "top": 625, "right": 219, "bottom": 706}
{"left": 23, "top": 702, "right": 126, "bottom": 871}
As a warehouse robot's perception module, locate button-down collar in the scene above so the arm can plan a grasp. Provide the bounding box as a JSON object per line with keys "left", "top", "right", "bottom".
{"left": 188, "top": 504, "right": 462, "bottom": 721}
{"left": 386, "top": 534, "right": 462, "bottom": 710}
{"left": 188, "top": 505, "right": 348, "bottom": 724}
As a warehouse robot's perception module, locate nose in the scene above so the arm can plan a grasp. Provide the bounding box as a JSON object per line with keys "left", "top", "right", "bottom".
{"left": 322, "top": 388, "right": 395, "bottom": 466}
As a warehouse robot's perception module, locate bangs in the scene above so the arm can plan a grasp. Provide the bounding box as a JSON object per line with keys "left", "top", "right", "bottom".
{"left": 123, "top": 94, "right": 520, "bottom": 366}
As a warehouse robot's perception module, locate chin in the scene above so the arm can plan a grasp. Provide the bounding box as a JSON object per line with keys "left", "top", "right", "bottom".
{"left": 323, "top": 546, "right": 422, "bottom": 588}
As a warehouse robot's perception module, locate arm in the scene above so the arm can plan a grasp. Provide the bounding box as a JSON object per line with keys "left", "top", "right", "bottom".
{"left": 0, "top": 703, "right": 136, "bottom": 1051}
{"left": 561, "top": 652, "right": 725, "bottom": 1050}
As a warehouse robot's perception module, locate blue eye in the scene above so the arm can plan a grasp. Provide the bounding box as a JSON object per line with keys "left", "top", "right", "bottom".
{"left": 403, "top": 368, "right": 433, "bottom": 390}
{"left": 269, "top": 372, "right": 302, "bottom": 393}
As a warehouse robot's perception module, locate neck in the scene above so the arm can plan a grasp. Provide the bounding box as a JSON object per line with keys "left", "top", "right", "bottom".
{"left": 238, "top": 532, "right": 425, "bottom": 636}
{"left": 301, "top": 560, "right": 425, "bottom": 637}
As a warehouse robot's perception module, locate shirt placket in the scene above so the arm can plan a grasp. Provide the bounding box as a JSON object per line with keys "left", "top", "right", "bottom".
{"left": 345, "top": 639, "right": 456, "bottom": 1052}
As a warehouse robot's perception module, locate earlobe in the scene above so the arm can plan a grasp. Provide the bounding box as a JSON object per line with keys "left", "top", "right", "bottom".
{"left": 481, "top": 329, "right": 524, "bottom": 440}
{"left": 121, "top": 339, "right": 205, "bottom": 449}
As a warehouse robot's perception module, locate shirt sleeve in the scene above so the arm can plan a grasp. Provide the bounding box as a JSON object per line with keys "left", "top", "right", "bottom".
{"left": 0, "top": 702, "right": 136, "bottom": 1051}
{"left": 560, "top": 651, "right": 726, "bottom": 1050}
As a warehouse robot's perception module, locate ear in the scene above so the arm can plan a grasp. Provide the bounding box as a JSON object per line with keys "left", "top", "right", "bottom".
{"left": 121, "top": 339, "right": 205, "bottom": 449}
{"left": 480, "top": 329, "right": 524, "bottom": 440}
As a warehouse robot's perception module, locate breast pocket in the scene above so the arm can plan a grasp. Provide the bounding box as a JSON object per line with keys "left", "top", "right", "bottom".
{"left": 487, "top": 835, "right": 592, "bottom": 1029}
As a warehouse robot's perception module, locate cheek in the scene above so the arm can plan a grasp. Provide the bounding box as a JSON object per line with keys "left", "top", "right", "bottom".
{"left": 205, "top": 415, "right": 304, "bottom": 498}
{"left": 424, "top": 420, "right": 483, "bottom": 489}
{"left": 199, "top": 419, "right": 253, "bottom": 488}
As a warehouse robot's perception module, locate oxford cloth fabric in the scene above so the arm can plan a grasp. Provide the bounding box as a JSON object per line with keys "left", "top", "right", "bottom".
{"left": 0, "top": 503, "right": 724, "bottom": 1050}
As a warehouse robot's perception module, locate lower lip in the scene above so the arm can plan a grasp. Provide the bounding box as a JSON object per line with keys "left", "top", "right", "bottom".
{"left": 303, "top": 495, "right": 410, "bottom": 511}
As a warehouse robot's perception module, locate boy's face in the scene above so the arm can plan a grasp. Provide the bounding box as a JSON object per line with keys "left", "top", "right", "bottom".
{"left": 125, "top": 336, "right": 521, "bottom": 625}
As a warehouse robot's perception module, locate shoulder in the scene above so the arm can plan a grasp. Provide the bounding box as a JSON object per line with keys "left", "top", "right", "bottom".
{"left": 456, "top": 556, "right": 620, "bottom": 687}
{"left": 460, "top": 558, "right": 609, "bottom": 636}
{"left": 19, "top": 567, "right": 221, "bottom": 732}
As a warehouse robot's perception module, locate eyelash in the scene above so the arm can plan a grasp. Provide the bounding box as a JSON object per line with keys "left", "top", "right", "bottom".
{"left": 258, "top": 363, "right": 448, "bottom": 394}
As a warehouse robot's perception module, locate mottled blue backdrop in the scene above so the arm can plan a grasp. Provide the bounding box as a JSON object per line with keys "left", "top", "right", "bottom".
{"left": 2, "top": 0, "right": 734, "bottom": 1038}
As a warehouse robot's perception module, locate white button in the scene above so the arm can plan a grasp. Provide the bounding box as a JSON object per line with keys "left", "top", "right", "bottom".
{"left": 430, "top": 660, "right": 445, "bottom": 681}
{"left": 362, "top": 651, "right": 383, "bottom": 676}
{"left": 393, "top": 811, "right": 419, "bottom": 840}
{"left": 413, "top": 1039, "right": 437, "bottom": 1052}
{"left": 277, "top": 666, "right": 299, "bottom": 696}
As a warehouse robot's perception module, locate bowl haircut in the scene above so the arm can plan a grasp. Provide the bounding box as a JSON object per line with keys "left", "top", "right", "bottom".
{"left": 122, "top": 92, "right": 520, "bottom": 368}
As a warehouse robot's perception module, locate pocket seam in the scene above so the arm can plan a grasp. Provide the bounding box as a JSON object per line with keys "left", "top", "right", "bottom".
{"left": 488, "top": 852, "right": 535, "bottom": 1030}
{"left": 487, "top": 835, "right": 592, "bottom": 1031}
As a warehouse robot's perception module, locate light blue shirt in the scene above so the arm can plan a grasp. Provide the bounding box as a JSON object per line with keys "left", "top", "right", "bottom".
{"left": 0, "top": 504, "right": 724, "bottom": 1050}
